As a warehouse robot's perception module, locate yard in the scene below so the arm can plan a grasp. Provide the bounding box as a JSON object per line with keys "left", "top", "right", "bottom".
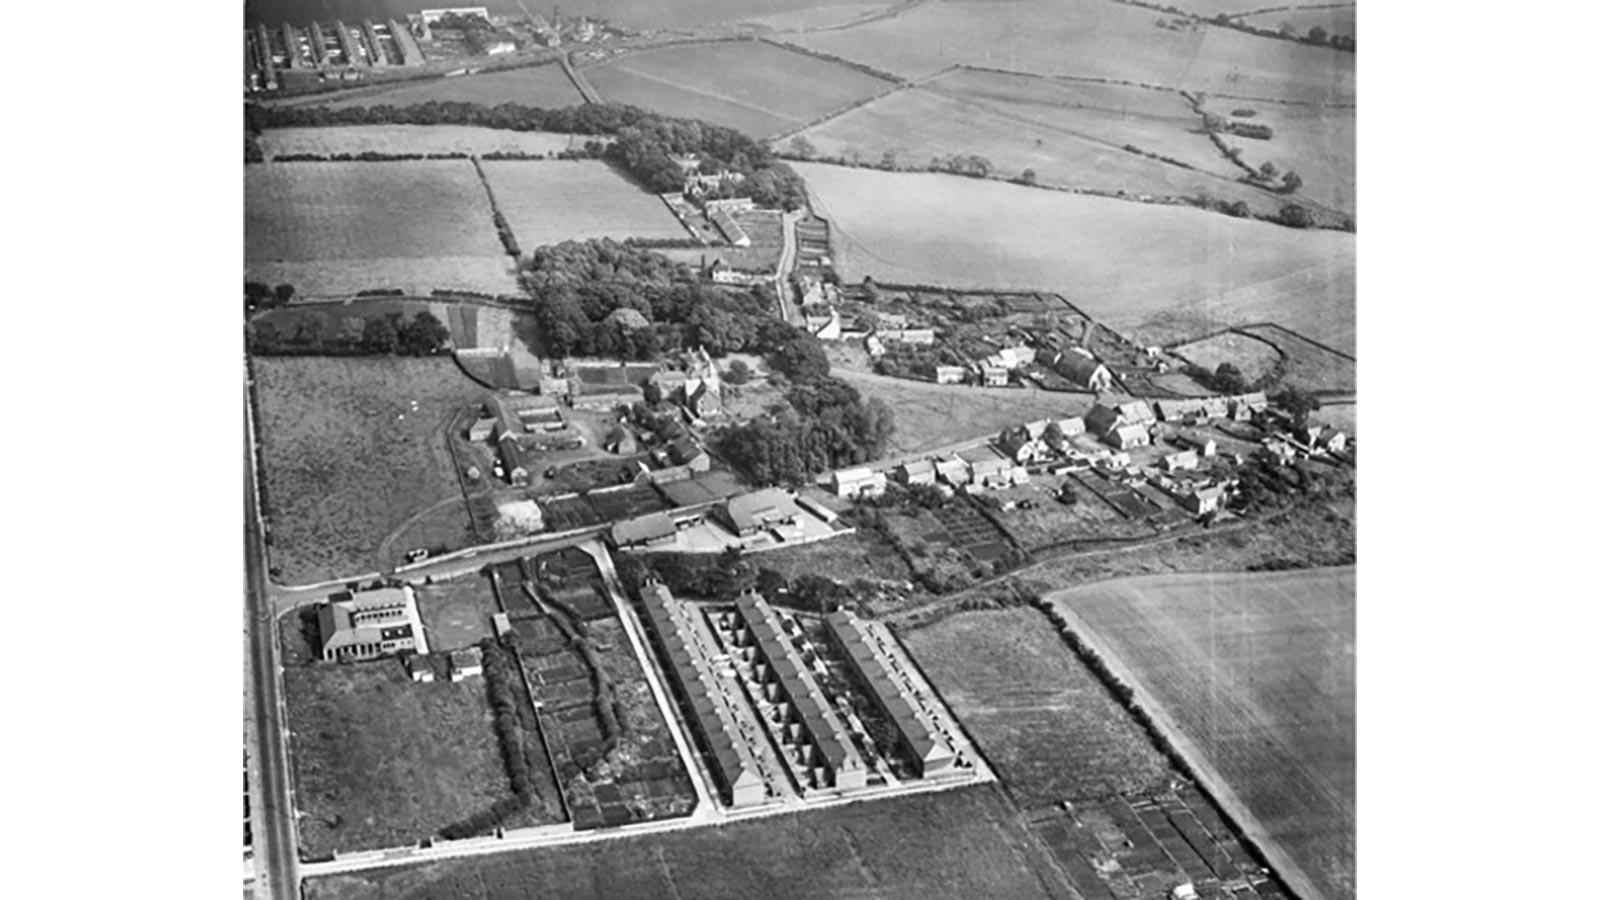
{"left": 260, "top": 125, "right": 596, "bottom": 159}
{"left": 246, "top": 160, "right": 517, "bottom": 297}
{"left": 584, "top": 41, "right": 893, "bottom": 139}
{"left": 304, "top": 783, "right": 1076, "bottom": 900}
{"left": 797, "top": 163, "right": 1356, "bottom": 356}
{"left": 413, "top": 575, "right": 499, "bottom": 652}
{"left": 479, "top": 160, "right": 690, "bottom": 250}
{"left": 900, "top": 606, "right": 1174, "bottom": 808}
{"left": 252, "top": 356, "right": 487, "bottom": 584}
{"left": 282, "top": 660, "right": 527, "bottom": 858}
{"left": 1042, "top": 566, "right": 1356, "bottom": 900}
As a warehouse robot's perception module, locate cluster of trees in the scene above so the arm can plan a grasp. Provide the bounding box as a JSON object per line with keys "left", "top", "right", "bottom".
{"left": 1226, "top": 122, "right": 1274, "bottom": 140}
{"left": 621, "top": 549, "right": 854, "bottom": 614}
{"left": 927, "top": 154, "right": 995, "bottom": 178}
{"left": 250, "top": 100, "right": 808, "bottom": 209}
{"left": 245, "top": 281, "right": 295, "bottom": 314}
{"left": 714, "top": 375, "right": 894, "bottom": 486}
{"left": 874, "top": 342, "right": 964, "bottom": 381}
{"left": 1187, "top": 361, "right": 1252, "bottom": 394}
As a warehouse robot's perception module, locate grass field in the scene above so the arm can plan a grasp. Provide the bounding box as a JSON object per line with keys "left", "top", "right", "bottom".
{"left": 1207, "top": 101, "right": 1356, "bottom": 215}
{"left": 797, "top": 163, "right": 1356, "bottom": 355}
{"left": 834, "top": 368, "right": 1097, "bottom": 457}
{"left": 305, "top": 784, "right": 1077, "bottom": 900}
{"left": 787, "top": 0, "right": 1354, "bottom": 104}
{"left": 1238, "top": 323, "right": 1356, "bottom": 393}
{"left": 1042, "top": 567, "right": 1355, "bottom": 900}
{"left": 584, "top": 41, "right": 892, "bottom": 139}
{"left": 901, "top": 607, "right": 1173, "bottom": 807}
{"left": 480, "top": 160, "right": 689, "bottom": 249}
{"left": 1240, "top": 6, "right": 1357, "bottom": 39}
{"left": 253, "top": 356, "right": 487, "bottom": 584}
{"left": 283, "top": 660, "right": 520, "bottom": 857}
{"left": 316, "top": 62, "right": 583, "bottom": 110}
{"left": 246, "top": 161, "right": 517, "bottom": 296}
{"left": 260, "top": 125, "right": 596, "bottom": 159}
{"left": 1172, "top": 330, "right": 1284, "bottom": 383}
{"left": 414, "top": 575, "right": 499, "bottom": 652}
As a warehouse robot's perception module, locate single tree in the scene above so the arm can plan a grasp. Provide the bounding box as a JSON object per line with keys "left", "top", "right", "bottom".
{"left": 1212, "top": 362, "right": 1249, "bottom": 394}
{"left": 788, "top": 135, "right": 816, "bottom": 159}
{"left": 724, "top": 358, "right": 753, "bottom": 385}
{"left": 1280, "top": 171, "right": 1303, "bottom": 194}
{"left": 1259, "top": 161, "right": 1278, "bottom": 180}
{"left": 1278, "top": 203, "right": 1313, "bottom": 228}
{"left": 399, "top": 310, "right": 451, "bottom": 355}
{"left": 273, "top": 283, "right": 296, "bottom": 307}
{"left": 1018, "top": 168, "right": 1038, "bottom": 186}
{"left": 1273, "top": 385, "right": 1321, "bottom": 426}
{"left": 362, "top": 314, "right": 400, "bottom": 354}
{"left": 1307, "top": 25, "right": 1328, "bottom": 45}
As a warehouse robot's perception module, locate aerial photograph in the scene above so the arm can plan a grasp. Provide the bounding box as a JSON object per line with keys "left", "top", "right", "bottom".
{"left": 243, "top": 2, "right": 1355, "bottom": 899}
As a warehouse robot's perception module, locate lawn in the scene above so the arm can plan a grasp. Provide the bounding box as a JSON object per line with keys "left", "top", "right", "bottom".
{"left": 246, "top": 161, "right": 517, "bottom": 297}
{"left": 786, "top": 0, "right": 1354, "bottom": 104}
{"left": 584, "top": 40, "right": 893, "bottom": 139}
{"left": 796, "top": 163, "right": 1356, "bottom": 355}
{"left": 316, "top": 62, "right": 583, "bottom": 110}
{"left": 900, "top": 607, "right": 1174, "bottom": 807}
{"left": 252, "top": 356, "right": 487, "bottom": 584}
{"left": 479, "top": 160, "right": 690, "bottom": 249}
{"left": 1042, "top": 566, "right": 1355, "bottom": 900}
{"left": 1172, "top": 330, "right": 1285, "bottom": 384}
{"left": 305, "top": 784, "right": 1077, "bottom": 900}
{"left": 283, "top": 660, "right": 519, "bottom": 858}
{"left": 832, "top": 368, "right": 1098, "bottom": 458}
{"left": 260, "top": 125, "right": 597, "bottom": 159}
{"left": 414, "top": 575, "right": 499, "bottom": 652}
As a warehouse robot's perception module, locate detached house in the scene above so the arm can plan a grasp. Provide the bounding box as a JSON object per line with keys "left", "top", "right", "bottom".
{"left": 1107, "top": 424, "right": 1150, "bottom": 449}
{"left": 997, "top": 428, "right": 1046, "bottom": 465}
{"left": 1182, "top": 484, "right": 1227, "bottom": 515}
{"left": 831, "top": 466, "right": 887, "bottom": 499}
{"left": 897, "top": 459, "right": 937, "bottom": 486}
{"left": 1052, "top": 349, "right": 1115, "bottom": 392}
{"left": 1162, "top": 449, "right": 1200, "bottom": 471}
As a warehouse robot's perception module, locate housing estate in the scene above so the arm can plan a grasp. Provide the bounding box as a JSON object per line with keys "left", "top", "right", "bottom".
{"left": 825, "top": 611, "right": 957, "bottom": 778}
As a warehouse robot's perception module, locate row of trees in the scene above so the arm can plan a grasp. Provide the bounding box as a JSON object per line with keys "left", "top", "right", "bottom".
{"left": 248, "top": 310, "right": 451, "bottom": 357}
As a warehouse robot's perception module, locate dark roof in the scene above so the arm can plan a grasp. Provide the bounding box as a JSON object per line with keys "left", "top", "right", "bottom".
{"left": 612, "top": 512, "right": 677, "bottom": 546}
{"left": 725, "top": 489, "right": 801, "bottom": 532}
{"left": 734, "top": 593, "right": 863, "bottom": 775}
{"left": 1053, "top": 349, "right": 1107, "bottom": 386}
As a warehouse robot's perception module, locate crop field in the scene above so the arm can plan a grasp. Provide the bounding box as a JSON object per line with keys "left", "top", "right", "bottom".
{"left": 1043, "top": 567, "right": 1356, "bottom": 900}
{"left": 1206, "top": 102, "right": 1356, "bottom": 215}
{"left": 797, "top": 85, "right": 1269, "bottom": 208}
{"left": 584, "top": 40, "right": 892, "bottom": 139}
{"left": 797, "top": 163, "right": 1356, "bottom": 355}
{"left": 260, "top": 125, "right": 596, "bottom": 159}
{"left": 316, "top": 62, "right": 583, "bottom": 110}
{"left": 1237, "top": 323, "right": 1355, "bottom": 393}
{"left": 901, "top": 607, "right": 1173, "bottom": 808}
{"left": 252, "top": 356, "right": 487, "bottom": 584}
{"left": 786, "top": 0, "right": 1353, "bottom": 104}
{"left": 1173, "top": 330, "right": 1284, "bottom": 384}
{"left": 833, "top": 368, "right": 1097, "bottom": 457}
{"left": 246, "top": 161, "right": 517, "bottom": 297}
{"left": 414, "top": 576, "right": 498, "bottom": 652}
{"left": 283, "top": 661, "right": 528, "bottom": 858}
{"left": 305, "top": 783, "right": 1077, "bottom": 900}
{"left": 479, "top": 160, "right": 689, "bottom": 249}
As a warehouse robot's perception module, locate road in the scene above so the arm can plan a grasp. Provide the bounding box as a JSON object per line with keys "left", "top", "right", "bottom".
{"left": 246, "top": 380, "right": 300, "bottom": 900}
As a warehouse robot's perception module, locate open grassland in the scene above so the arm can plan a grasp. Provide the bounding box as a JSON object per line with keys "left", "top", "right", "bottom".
{"left": 260, "top": 125, "right": 595, "bottom": 159}
{"left": 284, "top": 661, "right": 518, "bottom": 858}
{"left": 902, "top": 607, "right": 1173, "bottom": 807}
{"left": 834, "top": 368, "right": 1097, "bottom": 457}
{"left": 315, "top": 63, "right": 583, "bottom": 110}
{"left": 253, "top": 357, "right": 486, "bottom": 584}
{"left": 585, "top": 41, "right": 892, "bottom": 139}
{"left": 305, "top": 784, "right": 1076, "bottom": 900}
{"left": 798, "top": 163, "right": 1355, "bottom": 355}
{"left": 1043, "top": 567, "right": 1355, "bottom": 900}
{"left": 246, "top": 161, "right": 517, "bottom": 296}
{"left": 480, "top": 160, "right": 689, "bottom": 248}
{"left": 1207, "top": 101, "right": 1355, "bottom": 215}
{"left": 787, "top": 0, "right": 1353, "bottom": 104}
{"left": 1173, "top": 330, "right": 1284, "bottom": 383}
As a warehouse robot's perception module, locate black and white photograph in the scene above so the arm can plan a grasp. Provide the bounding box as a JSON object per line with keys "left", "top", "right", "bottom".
{"left": 238, "top": 3, "right": 1358, "bottom": 899}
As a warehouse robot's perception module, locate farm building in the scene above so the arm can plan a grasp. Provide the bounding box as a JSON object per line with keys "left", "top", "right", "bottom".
{"left": 729, "top": 592, "right": 868, "bottom": 790}
{"left": 1107, "top": 425, "right": 1151, "bottom": 450}
{"left": 638, "top": 581, "right": 766, "bottom": 808}
{"left": 1197, "top": 396, "right": 1231, "bottom": 420}
{"left": 997, "top": 429, "right": 1046, "bottom": 465}
{"left": 668, "top": 436, "right": 712, "bottom": 472}
{"left": 897, "top": 459, "right": 937, "bottom": 486}
{"left": 571, "top": 381, "right": 645, "bottom": 411}
{"left": 1181, "top": 484, "right": 1227, "bottom": 514}
{"left": 958, "top": 446, "right": 1014, "bottom": 488}
{"left": 612, "top": 511, "right": 681, "bottom": 551}
{"left": 1173, "top": 433, "right": 1217, "bottom": 457}
{"left": 492, "top": 613, "right": 513, "bottom": 638}
{"left": 1056, "top": 416, "right": 1087, "bottom": 437}
{"left": 317, "top": 587, "right": 422, "bottom": 663}
{"left": 721, "top": 489, "right": 803, "bottom": 538}
{"left": 405, "top": 654, "right": 434, "bottom": 683}
{"left": 934, "top": 458, "right": 972, "bottom": 489}
{"left": 935, "top": 365, "right": 966, "bottom": 385}
{"left": 467, "top": 417, "right": 496, "bottom": 441}
{"left": 710, "top": 209, "right": 751, "bottom": 247}
{"left": 825, "top": 611, "right": 956, "bottom": 778}
{"left": 981, "top": 364, "right": 1010, "bottom": 387}
{"left": 831, "top": 466, "right": 887, "bottom": 499}
{"left": 1230, "top": 392, "right": 1269, "bottom": 421}
{"left": 449, "top": 647, "right": 484, "bottom": 682}
{"left": 1052, "top": 349, "right": 1115, "bottom": 392}
{"left": 1155, "top": 398, "right": 1202, "bottom": 423}
{"left": 1118, "top": 399, "right": 1157, "bottom": 427}
{"left": 497, "top": 435, "right": 530, "bottom": 486}
{"left": 1085, "top": 402, "right": 1124, "bottom": 436}
{"left": 1162, "top": 450, "right": 1200, "bottom": 471}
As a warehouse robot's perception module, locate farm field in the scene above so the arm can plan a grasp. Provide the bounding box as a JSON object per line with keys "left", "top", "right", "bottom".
{"left": 250, "top": 0, "right": 895, "bottom": 31}
{"left": 797, "top": 163, "right": 1356, "bottom": 355}
{"left": 1043, "top": 567, "right": 1356, "bottom": 900}
{"left": 797, "top": 85, "right": 1270, "bottom": 208}
{"left": 786, "top": 0, "right": 1354, "bottom": 104}
{"left": 742, "top": 2, "right": 899, "bottom": 32}
{"left": 834, "top": 368, "right": 1097, "bottom": 457}
{"left": 1205, "top": 101, "right": 1356, "bottom": 215}
{"left": 246, "top": 161, "right": 517, "bottom": 297}
{"left": 1240, "top": 6, "right": 1357, "bottom": 40}
{"left": 584, "top": 40, "right": 892, "bottom": 139}
{"left": 282, "top": 660, "right": 543, "bottom": 858}
{"left": 315, "top": 62, "right": 583, "bottom": 110}
{"left": 1172, "top": 330, "right": 1284, "bottom": 384}
{"left": 252, "top": 356, "right": 487, "bottom": 584}
{"left": 305, "top": 784, "right": 1077, "bottom": 900}
{"left": 260, "top": 125, "right": 597, "bottom": 159}
{"left": 1237, "top": 323, "right": 1356, "bottom": 393}
{"left": 901, "top": 607, "right": 1173, "bottom": 808}
{"left": 479, "top": 160, "right": 689, "bottom": 249}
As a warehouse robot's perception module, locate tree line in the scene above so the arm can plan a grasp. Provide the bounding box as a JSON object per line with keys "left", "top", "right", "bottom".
{"left": 247, "top": 305, "right": 452, "bottom": 357}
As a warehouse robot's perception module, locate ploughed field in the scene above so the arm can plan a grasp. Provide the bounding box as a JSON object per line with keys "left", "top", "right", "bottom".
{"left": 246, "top": 160, "right": 518, "bottom": 297}
{"left": 797, "top": 163, "right": 1356, "bottom": 355}
{"left": 304, "top": 784, "right": 1078, "bottom": 900}
{"left": 479, "top": 160, "right": 690, "bottom": 249}
{"left": 1043, "top": 567, "right": 1356, "bottom": 900}
{"left": 583, "top": 40, "right": 893, "bottom": 139}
